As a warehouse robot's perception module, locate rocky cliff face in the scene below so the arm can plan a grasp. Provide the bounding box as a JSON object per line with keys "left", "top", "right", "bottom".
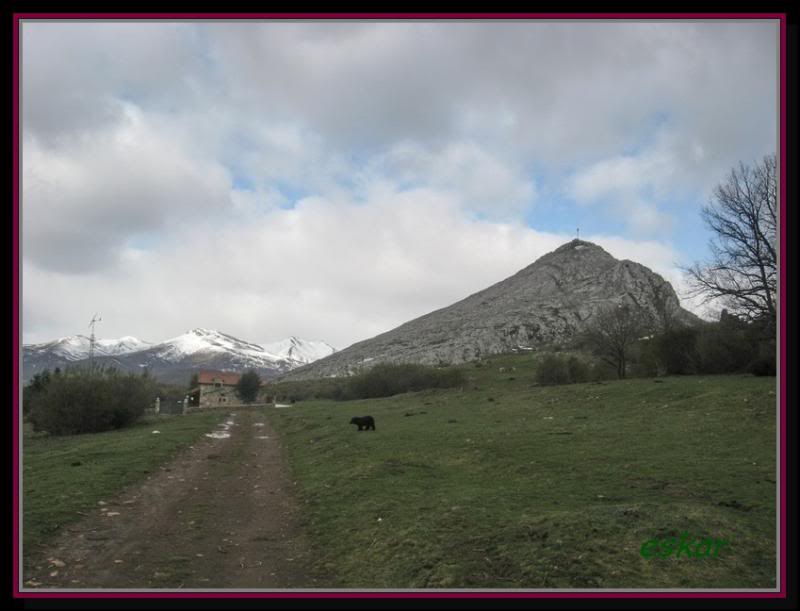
{"left": 284, "top": 239, "right": 700, "bottom": 379}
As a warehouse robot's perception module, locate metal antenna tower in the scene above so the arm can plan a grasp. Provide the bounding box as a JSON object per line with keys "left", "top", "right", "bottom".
{"left": 89, "top": 313, "right": 102, "bottom": 373}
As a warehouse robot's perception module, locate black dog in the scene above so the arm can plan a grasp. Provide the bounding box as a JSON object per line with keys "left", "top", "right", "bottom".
{"left": 350, "top": 416, "right": 376, "bottom": 431}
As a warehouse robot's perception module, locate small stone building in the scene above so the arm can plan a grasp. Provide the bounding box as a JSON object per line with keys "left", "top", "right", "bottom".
{"left": 190, "top": 371, "right": 242, "bottom": 407}
{"left": 188, "top": 370, "right": 271, "bottom": 407}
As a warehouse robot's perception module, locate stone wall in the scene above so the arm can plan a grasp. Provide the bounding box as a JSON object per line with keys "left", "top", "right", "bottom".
{"left": 198, "top": 384, "right": 237, "bottom": 407}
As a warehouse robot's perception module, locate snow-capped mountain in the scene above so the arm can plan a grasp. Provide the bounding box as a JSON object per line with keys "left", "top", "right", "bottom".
{"left": 155, "top": 328, "right": 280, "bottom": 365}
{"left": 262, "top": 336, "right": 336, "bottom": 365}
{"left": 95, "top": 336, "right": 154, "bottom": 356}
{"left": 22, "top": 329, "right": 336, "bottom": 384}
{"left": 23, "top": 335, "right": 154, "bottom": 361}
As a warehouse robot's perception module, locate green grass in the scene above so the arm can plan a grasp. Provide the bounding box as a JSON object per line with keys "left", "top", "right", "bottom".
{"left": 266, "top": 354, "right": 777, "bottom": 589}
{"left": 22, "top": 409, "right": 228, "bottom": 553}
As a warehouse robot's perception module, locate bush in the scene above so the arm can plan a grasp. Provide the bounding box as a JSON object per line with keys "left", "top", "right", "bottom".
{"left": 652, "top": 328, "right": 700, "bottom": 375}
{"left": 695, "top": 323, "right": 756, "bottom": 374}
{"left": 635, "top": 341, "right": 662, "bottom": 377}
{"left": 587, "top": 361, "right": 616, "bottom": 382}
{"left": 536, "top": 354, "right": 569, "bottom": 386}
{"left": 22, "top": 369, "right": 54, "bottom": 415}
{"left": 748, "top": 357, "right": 776, "bottom": 376}
{"left": 748, "top": 338, "right": 776, "bottom": 376}
{"left": 346, "top": 363, "right": 466, "bottom": 399}
{"left": 536, "top": 353, "right": 590, "bottom": 386}
{"left": 566, "top": 356, "right": 590, "bottom": 383}
{"left": 27, "top": 370, "right": 157, "bottom": 435}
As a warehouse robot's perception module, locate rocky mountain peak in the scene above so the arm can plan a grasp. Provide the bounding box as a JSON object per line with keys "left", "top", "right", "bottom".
{"left": 553, "top": 238, "right": 606, "bottom": 254}
{"left": 284, "top": 240, "right": 700, "bottom": 380}
{"left": 533, "top": 239, "right": 616, "bottom": 269}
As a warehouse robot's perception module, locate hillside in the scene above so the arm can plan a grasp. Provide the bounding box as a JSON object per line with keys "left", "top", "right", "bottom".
{"left": 267, "top": 358, "right": 776, "bottom": 588}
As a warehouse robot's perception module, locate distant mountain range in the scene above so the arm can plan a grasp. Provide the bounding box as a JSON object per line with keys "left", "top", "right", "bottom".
{"left": 22, "top": 329, "right": 335, "bottom": 385}
{"left": 284, "top": 239, "right": 701, "bottom": 380}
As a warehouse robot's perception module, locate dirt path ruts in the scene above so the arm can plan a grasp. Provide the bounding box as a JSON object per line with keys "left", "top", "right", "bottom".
{"left": 24, "top": 410, "right": 317, "bottom": 589}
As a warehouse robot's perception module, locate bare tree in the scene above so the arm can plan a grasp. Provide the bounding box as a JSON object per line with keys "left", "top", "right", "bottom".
{"left": 584, "top": 303, "right": 647, "bottom": 379}
{"left": 685, "top": 155, "right": 777, "bottom": 331}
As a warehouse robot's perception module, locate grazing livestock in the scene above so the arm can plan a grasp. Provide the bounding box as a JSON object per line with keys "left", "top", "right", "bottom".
{"left": 350, "top": 416, "right": 376, "bottom": 431}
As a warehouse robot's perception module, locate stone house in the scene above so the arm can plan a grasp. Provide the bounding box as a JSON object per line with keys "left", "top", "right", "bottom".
{"left": 188, "top": 371, "right": 270, "bottom": 407}
{"left": 189, "top": 371, "right": 241, "bottom": 407}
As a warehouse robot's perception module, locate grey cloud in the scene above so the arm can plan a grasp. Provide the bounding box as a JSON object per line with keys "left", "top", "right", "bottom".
{"left": 22, "top": 20, "right": 776, "bottom": 165}
{"left": 202, "top": 22, "right": 776, "bottom": 163}
{"left": 22, "top": 114, "right": 232, "bottom": 273}
{"left": 21, "top": 22, "right": 207, "bottom": 144}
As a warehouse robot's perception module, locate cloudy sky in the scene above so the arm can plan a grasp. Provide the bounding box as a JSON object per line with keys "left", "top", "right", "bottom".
{"left": 20, "top": 19, "right": 779, "bottom": 348}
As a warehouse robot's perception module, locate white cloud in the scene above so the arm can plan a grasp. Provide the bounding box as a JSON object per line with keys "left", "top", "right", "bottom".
{"left": 23, "top": 181, "right": 710, "bottom": 347}
{"left": 370, "top": 140, "right": 536, "bottom": 217}
{"left": 22, "top": 103, "right": 233, "bottom": 272}
{"left": 566, "top": 138, "right": 686, "bottom": 235}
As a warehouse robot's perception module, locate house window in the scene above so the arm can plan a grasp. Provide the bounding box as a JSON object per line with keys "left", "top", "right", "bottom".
{"left": 215, "top": 381, "right": 222, "bottom": 388}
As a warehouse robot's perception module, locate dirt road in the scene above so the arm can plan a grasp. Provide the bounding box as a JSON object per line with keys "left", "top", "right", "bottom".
{"left": 23, "top": 409, "right": 318, "bottom": 589}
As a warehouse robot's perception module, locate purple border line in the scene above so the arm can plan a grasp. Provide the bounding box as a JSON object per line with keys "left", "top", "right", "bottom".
{"left": 779, "top": 13, "right": 787, "bottom": 598}
{"left": 12, "top": 12, "right": 788, "bottom": 20}
{"left": 13, "top": 13, "right": 21, "bottom": 600}
{"left": 12, "top": 12, "right": 788, "bottom": 600}
{"left": 10, "top": 591, "right": 790, "bottom": 599}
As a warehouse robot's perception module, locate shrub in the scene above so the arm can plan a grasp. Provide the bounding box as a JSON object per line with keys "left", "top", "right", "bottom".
{"left": 695, "top": 323, "right": 755, "bottom": 374}
{"left": 27, "top": 370, "right": 157, "bottom": 435}
{"left": 346, "top": 363, "right": 466, "bottom": 399}
{"left": 566, "top": 356, "right": 590, "bottom": 383}
{"left": 652, "top": 328, "right": 700, "bottom": 375}
{"left": 535, "top": 354, "right": 568, "bottom": 385}
{"left": 635, "top": 340, "right": 662, "bottom": 377}
{"left": 535, "top": 353, "right": 592, "bottom": 386}
{"left": 748, "top": 357, "right": 776, "bottom": 377}
{"left": 22, "top": 369, "right": 54, "bottom": 416}
{"left": 747, "top": 338, "right": 776, "bottom": 376}
{"left": 589, "top": 360, "right": 618, "bottom": 382}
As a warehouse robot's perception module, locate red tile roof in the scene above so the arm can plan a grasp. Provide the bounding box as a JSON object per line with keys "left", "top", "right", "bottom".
{"left": 198, "top": 371, "right": 241, "bottom": 386}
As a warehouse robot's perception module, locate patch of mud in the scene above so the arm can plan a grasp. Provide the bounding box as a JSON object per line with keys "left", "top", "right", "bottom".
{"left": 24, "top": 413, "right": 315, "bottom": 589}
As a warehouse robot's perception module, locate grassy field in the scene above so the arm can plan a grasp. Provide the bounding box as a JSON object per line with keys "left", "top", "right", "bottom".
{"left": 20, "top": 352, "right": 778, "bottom": 589}
{"left": 265, "top": 353, "right": 778, "bottom": 589}
{"left": 22, "top": 408, "right": 228, "bottom": 553}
